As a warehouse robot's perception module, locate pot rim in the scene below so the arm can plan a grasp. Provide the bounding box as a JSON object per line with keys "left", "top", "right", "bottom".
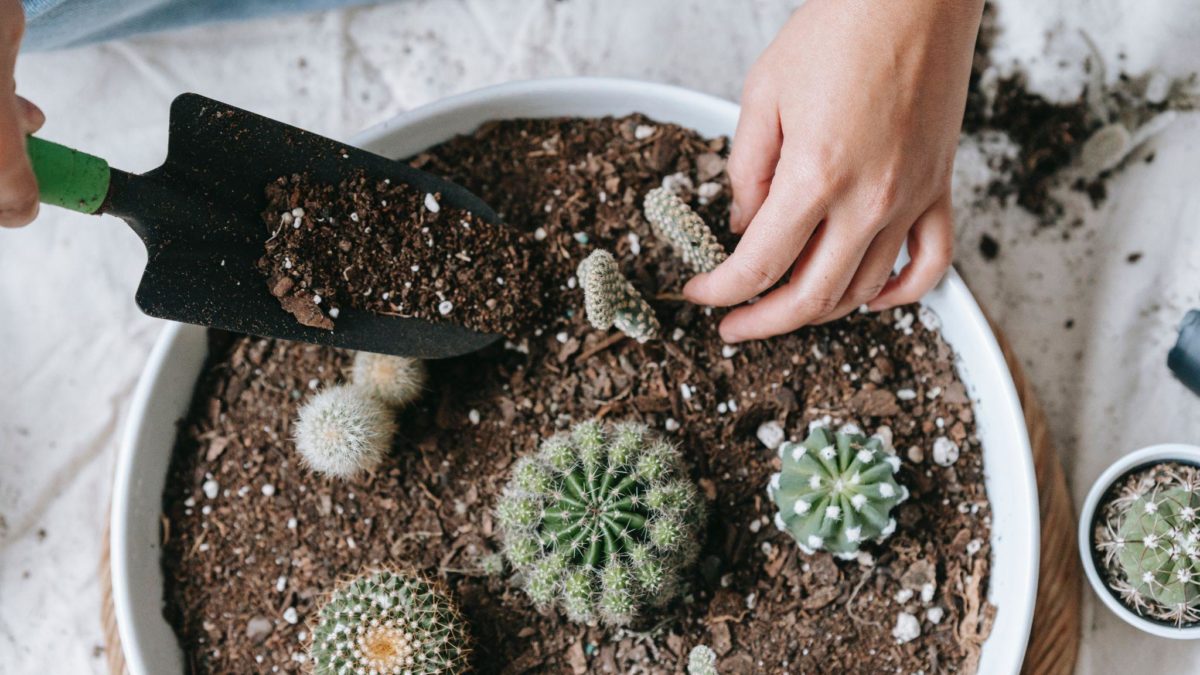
{"left": 1078, "top": 442, "right": 1200, "bottom": 639}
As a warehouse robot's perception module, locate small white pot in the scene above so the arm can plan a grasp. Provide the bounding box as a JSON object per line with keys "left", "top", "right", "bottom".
{"left": 111, "top": 77, "right": 1040, "bottom": 674}
{"left": 1078, "top": 443, "right": 1200, "bottom": 639}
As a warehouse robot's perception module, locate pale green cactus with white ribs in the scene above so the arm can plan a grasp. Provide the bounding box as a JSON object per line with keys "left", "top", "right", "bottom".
{"left": 769, "top": 425, "right": 909, "bottom": 560}
{"left": 577, "top": 249, "right": 660, "bottom": 342}
{"left": 642, "top": 186, "right": 728, "bottom": 274}
{"left": 496, "top": 420, "right": 703, "bottom": 626}
{"left": 1095, "top": 465, "right": 1200, "bottom": 625}
{"left": 309, "top": 570, "right": 471, "bottom": 675}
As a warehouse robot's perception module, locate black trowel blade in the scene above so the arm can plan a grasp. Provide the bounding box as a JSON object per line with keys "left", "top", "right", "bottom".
{"left": 102, "top": 93, "right": 501, "bottom": 359}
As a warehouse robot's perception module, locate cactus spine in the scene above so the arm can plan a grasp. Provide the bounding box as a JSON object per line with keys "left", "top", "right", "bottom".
{"left": 310, "top": 570, "right": 470, "bottom": 674}
{"left": 577, "top": 249, "right": 660, "bottom": 342}
{"left": 769, "top": 425, "right": 908, "bottom": 560}
{"left": 1095, "top": 464, "right": 1200, "bottom": 625}
{"left": 294, "top": 384, "right": 396, "bottom": 479}
{"left": 496, "top": 420, "right": 703, "bottom": 625}
{"left": 642, "top": 187, "right": 728, "bottom": 274}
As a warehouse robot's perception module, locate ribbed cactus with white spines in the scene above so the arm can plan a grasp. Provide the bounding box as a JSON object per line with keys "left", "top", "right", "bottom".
{"left": 497, "top": 420, "right": 703, "bottom": 625}
{"left": 769, "top": 425, "right": 909, "bottom": 560}
{"left": 1095, "top": 465, "right": 1200, "bottom": 625}
{"left": 352, "top": 352, "right": 427, "bottom": 408}
{"left": 294, "top": 384, "right": 396, "bottom": 479}
{"left": 310, "top": 570, "right": 471, "bottom": 675}
{"left": 577, "top": 249, "right": 660, "bottom": 342}
{"left": 643, "top": 186, "right": 728, "bottom": 274}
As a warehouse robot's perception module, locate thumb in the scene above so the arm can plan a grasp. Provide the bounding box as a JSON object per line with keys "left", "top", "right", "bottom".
{"left": 0, "top": 91, "right": 40, "bottom": 228}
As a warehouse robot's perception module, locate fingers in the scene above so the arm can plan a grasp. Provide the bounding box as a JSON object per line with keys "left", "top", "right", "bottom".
{"left": 715, "top": 217, "right": 873, "bottom": 343}
{"left": 683, "top": 176, "right": 826, "bottom": 308}
{"left": 867, "top": 194, "right": 955, "bottom": 311}
{"left": 726, "top": 77, "right": 782, "bottom": 234}
{"left": 17, "top": 95, "right": 44, "bottom": 133}
{"left": 0, "top": 92, "right": 39, "bottom": 228}
{"left": 811, "top": 221, "right": 909, "bottom": 324}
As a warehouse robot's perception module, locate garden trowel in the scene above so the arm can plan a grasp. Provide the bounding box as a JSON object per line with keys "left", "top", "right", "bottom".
{"left": 27, "top": 93, "right": 501, "bottom": 359}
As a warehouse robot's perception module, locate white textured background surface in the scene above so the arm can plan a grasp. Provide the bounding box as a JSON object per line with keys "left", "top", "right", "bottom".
{"left": 1, "top": 0, "right": 1198, "bottom": 672}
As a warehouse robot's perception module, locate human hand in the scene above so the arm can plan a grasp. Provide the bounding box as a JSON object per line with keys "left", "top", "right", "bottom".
{"left": 1, "top": 0, "right": 44, "bottom": 228}
{"left": 684, "top": 0, "right": 982, "bottom": 342}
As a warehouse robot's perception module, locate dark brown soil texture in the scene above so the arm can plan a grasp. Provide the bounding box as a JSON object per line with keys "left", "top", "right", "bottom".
{"left": 258, "top": 173, "right": 548, "bottom": 336}
{"left": 162, "top": 116, "right": 995, "bottom": 674}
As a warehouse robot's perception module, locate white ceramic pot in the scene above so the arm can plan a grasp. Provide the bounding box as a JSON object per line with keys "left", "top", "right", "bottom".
{"left": 1078, "top": 443, "right": 1200, "bottom": 639}
{"left": 110, "top": 77, "right": 1040, "bottom": 674}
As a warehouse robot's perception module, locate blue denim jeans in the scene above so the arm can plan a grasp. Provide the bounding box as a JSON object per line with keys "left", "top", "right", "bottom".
{"left": 23, "top": 0, "right": 379, "bottom": 50}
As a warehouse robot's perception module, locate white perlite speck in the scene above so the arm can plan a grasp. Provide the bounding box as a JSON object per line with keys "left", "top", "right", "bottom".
{"left": 276, "top": 576, "right": 287, "bottom": 592}
{"left": 672, "top": 327, "right": 685, "bottom": 341}
{"left": 932, "top": 436, "right": 959, "bottom": 466}
{"left": 202, "top": 480, "right": 219, "bottom": 500}
{"left": 468, "top": 409, "right": 481, "bottom": 425}
{"left": 756, "top": 421, "right": 785, "bottom": 450}
{"left": 282, "top": 607, "right": 298, "bottom": 625}
{"left": 721, "top": 345, "right": 738, "bottom": 358}
{"left": 438, "top": 300, "right": 454, "bottom": 316}
{"left": 895, "top": 588, "right": 914, "bottom": 604}
{"left": 665, "top": 418, "right": 681, "bottom": 432}
{"left": 534, "top": 227, "right": 547, "bottom": 241}
{"left": 261, "top": 484, "right": 276, "bottom": 497}
{"left": 634, "top": 124, "right": 656, "bottom": 140}
{"left": 327, "top": 308, "right": 339, "bottom": 319}
{"left": 896, "top": 388, "right": 917, "bottom": 401}
{"left": 966, "top": 538, "right": 983, "bottom": 555}
{"left": 424, "top": 193, "right": 440, "bottom": 213}
{"left": 920, "top": 582, "right": 936, "bottom": 604}
{"left": 892, "top": 612, "right": 921, "bottom": 643}
{"left": 926, "top": 606, "right": 945, "bottom": 624}
{"left": 628, "top": 232, "right": 641, "bottom": 255}
{"left": 286, "top": 518, "right": 297, "bottom": 530}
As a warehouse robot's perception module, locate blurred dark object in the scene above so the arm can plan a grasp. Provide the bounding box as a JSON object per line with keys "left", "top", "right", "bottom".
{"left": 1169, "top": 310, "right": 1200, "bottom": 396}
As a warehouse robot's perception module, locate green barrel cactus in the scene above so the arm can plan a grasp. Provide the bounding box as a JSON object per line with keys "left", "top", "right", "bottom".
{"left": 642, "top": 186, "right": 728, "bottom": 274}
{"left": 310, "top": 570, "right": 470, "bottom": 674}
{"left": 768, "top": 425, "right": 908, "bottom": 560}
{"left": 577, "top": 249, "right": 660, "bottom": 342}
{"left": 1096, "top": 467, "right": 1200, "bottom": 625}
{"left": 497, "top": 420, "right": 704, "bottom": 626}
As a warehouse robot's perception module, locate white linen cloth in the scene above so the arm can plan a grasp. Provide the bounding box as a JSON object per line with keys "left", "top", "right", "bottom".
{"left": 1, "top": 0, "right": 1198, "bottom": 672}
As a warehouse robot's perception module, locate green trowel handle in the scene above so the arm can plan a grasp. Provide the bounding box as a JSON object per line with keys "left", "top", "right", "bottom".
{"left": 26, "top": 136, "right": 112, "bottom": 214}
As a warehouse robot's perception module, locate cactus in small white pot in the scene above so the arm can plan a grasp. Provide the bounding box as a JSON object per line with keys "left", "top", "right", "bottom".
{"left": 309, "top": 569, "right": 470, "bottom": 674}
{"left": 768, "top": 425, "right": 908, "bottom": 560}
{"left": 1095, "top": 463, "right": 1200, "bottom": 626}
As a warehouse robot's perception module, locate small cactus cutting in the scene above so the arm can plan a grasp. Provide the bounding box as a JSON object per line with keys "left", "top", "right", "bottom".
{"left": 351, "top": 351, "right": 427, "bottom": 408}
{"left": 309, "top": 570, "right": 471, "bottom": 674}
{"left": 496, "top": 420, "right": 703, "bottom": 625}
{"left": 577, "top": 249, "right": 660, "bottom": 342}
{"left": 642, "top": 186, "right": 728, "bottom": 274}
{"left": 769, "top": 425, "right": 909, "bottom": 559}
{"left": 1095, "top": 465, "right": 1200, "bottom": 625}
{"left": 293, "top": 384, "right": 397, "bottom": 479}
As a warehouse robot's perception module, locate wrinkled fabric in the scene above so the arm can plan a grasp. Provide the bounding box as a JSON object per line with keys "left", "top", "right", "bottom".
{"left": 22, "top": 0, "right": 380, "bottom": 50}
{"left": 2, "top": 0, "right": 1199, "bottom": 673}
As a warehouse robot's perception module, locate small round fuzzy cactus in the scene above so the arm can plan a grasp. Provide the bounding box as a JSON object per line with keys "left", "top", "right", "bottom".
{"left": 577, "top": 249, "right": 660, "bottom": 342}
{"left": 310, "top": 570, "right": 470, "bottom": 674}
{"left": 1095, "top": 464, "right": 1200, "bottom": 625}
{"left": 768, "top": 425, "right": 909, "bottom": 560}
{"left": 642, "top": 186, "right": 728, "bottom": 274}
{"left": 687, "top": 645, "right": 719, "bottom": 675}
{"left": 294, "top": 384, "right": 396, "bottom": 479}
{"left": 496, "top": 420, "right": 703, "bottom": 625}
{"left": 352, "top": 351, "right": 427, "bottom": 408}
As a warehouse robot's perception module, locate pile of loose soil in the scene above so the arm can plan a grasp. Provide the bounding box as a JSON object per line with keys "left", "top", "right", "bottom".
{"left": 163, "top": 116, "right": 994, "bottom": 674}
{"left": 258, "top": 173, "right": 550, "bottom": 336}
{"left": 963, "top": 2, "right": 1196, "bottom": 230}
